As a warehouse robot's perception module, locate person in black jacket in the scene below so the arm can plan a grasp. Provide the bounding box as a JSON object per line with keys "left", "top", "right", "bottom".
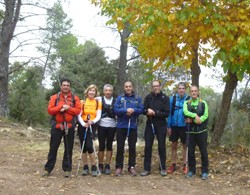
{"left": 140, "top": 80, "right": 170, "bottom": 176}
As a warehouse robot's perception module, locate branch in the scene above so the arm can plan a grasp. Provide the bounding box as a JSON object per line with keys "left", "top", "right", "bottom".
{"left": 8, "top": 59, "right": 32, "bottom": 76}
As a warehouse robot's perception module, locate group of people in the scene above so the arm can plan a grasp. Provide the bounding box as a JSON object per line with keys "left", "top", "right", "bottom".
{"left": 43, "top": 78, "right": 209, "bottom": 180}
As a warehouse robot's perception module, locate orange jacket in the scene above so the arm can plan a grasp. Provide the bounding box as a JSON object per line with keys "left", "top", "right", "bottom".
{"left": 48, "top": 91, "right": 81, "bottom": 129}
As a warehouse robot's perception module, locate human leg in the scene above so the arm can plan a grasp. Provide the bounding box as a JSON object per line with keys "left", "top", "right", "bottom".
{"left": 44, "top": 127, "right": 63, "bottom": 173}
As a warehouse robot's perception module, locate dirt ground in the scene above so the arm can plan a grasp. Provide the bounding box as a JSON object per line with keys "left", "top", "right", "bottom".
{"left": 0, "top": 121, "right": 249, "bottom": 195}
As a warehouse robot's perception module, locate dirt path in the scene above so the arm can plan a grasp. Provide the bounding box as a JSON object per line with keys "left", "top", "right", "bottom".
{"left": 0, "top": 123, "right": 249, "bottom": 195}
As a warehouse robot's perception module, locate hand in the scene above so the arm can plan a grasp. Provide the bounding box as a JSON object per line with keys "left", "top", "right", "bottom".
{"left": 60, "top": 108, "right": 66, "bottom": 112}
{"left": 88, "top": 120, "right": 94, "bottom": 125}
{"left": 185, "top": 118, "right": 193, "bottom": 124}
{"left": 127, "top": 108, "right": 134, "bottom": 116}
{"left": 167, "top": 128, "right": 172, "bottom": 136}
{"left": 147, "top": 108, "right": 155, "bottom": 116}
{"left": 63, "top": 105, "right": 70, "bottom": 110}
{"left": 84, "top": 123, "right": 89, "bottom": 128}
{"left": 195, "top": 115, "right": 202, "bottom": 124}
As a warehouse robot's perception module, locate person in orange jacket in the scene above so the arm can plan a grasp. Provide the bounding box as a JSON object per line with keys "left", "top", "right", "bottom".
{"left": 43, "top": 78, "right": 81, "bottom": 178}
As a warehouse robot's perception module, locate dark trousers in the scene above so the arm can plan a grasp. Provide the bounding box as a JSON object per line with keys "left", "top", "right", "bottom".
{"left": 44, "top": 127, "right": 74, "bottom": 173}
{"left": 78, "top": 124, "right": 95, "bottom": 154}
{"left": 188, "top": 131, "right": 209, "bottom": 174}
{"left": 143, "top": 123, "right": 167, "bottom": 171}
{"left": 116, "top": 128, "right": 137, "bottom": 169}
{"left": 98, "top": 126, "right": 116, "bottom": 151}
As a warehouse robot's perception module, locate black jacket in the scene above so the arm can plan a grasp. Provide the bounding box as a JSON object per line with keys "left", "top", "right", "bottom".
{"left": 143, "top": 91, "right": 170, "bottom": 127}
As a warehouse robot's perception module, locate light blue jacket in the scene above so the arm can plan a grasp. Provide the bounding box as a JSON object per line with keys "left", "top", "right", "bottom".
{"left": 167, "top": 93, "right": 189, "bottom": 128}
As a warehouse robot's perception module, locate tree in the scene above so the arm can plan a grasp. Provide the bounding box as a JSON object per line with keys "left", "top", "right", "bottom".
{"left": 92, "top": 0, "right": 250, "bottom": 145}
{"left": 37, "top": 0, "right": 72, "bottom": 83}
{"left": 0, "top": 0, "right": 21, "bottom": 117}
{"left": 51, "top": 36, "right": 117, "bottom": 97}
{"left": 8, "top": 64, "right": 48, "bottom": 125}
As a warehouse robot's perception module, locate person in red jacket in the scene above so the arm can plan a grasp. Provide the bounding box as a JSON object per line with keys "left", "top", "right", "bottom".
{"left": 43, "top": 78, "right": 81, "bottom": 178}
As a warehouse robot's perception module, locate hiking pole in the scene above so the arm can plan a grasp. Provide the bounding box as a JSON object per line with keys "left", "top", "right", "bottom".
{"left": 89, "top": 123, "right": 101, "bottom": 176}
{"left": 185, "top": 124, "right": 190, "bottom": 176}
{"left": 150, "top": 117, "right": 163, "bottom": 173}
{"left": 76, "top": 125, "right": 88, "bottom": 177}
{"left": 124, "top": 118, "right": 131, "bottom": 173}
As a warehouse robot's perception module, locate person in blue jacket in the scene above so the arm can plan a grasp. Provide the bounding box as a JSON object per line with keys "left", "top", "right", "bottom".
{"left": 114, "top": 80, "right": 143, "bottom": 176}
{"left": 167, "top": 82, "right": 190, "bottom": 174}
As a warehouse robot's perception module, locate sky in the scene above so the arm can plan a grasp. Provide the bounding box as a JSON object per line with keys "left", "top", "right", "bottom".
{"left": 64, "top": 0, "right": 121, "bottom": 60}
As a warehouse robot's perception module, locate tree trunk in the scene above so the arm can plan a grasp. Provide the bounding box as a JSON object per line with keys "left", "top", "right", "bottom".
{"left": 190, "top": 46, "right": 201, "bottom": 87}
{"left": 0, "top": 0, "right": 21, "bottom": 117}
{"left": 117, "top": 22, "right": 131, "bottom": 94}
{"left": 211, "top": 70, "right": 238, "bottom": 146}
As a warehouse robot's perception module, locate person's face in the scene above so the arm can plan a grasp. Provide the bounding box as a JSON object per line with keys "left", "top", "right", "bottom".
{"left": 178, "top": 84, "right": 186, "bottom": 97}
{"left": 104, "top": 87, "right": 113, "bottom": 98}
{"left": 124, "top": 81, "right": 133, "bottom": 95}
{"left": 152, "top": 81, "right": 161, "bottom": 94}
{"left": 190, "top": 86, "right": 199, "bottom": 99}
{"left": 87, "top": 88, "right": 96, "bottom": 99}
{"left": 60, "top": 81, "right": 71, "bottom": 94}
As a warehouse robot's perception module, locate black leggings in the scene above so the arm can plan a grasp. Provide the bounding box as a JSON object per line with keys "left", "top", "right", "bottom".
{"left": 78, "top": 124, "right": 96, "bottom": 154}
{"left": 98, "top": 126, "right": 116, "bottom": 151}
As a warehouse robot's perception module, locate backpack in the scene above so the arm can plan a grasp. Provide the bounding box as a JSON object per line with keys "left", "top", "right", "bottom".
{"left": 55, "top": 92, "right": 75, "bottom": 107}
{"left": 51, "top": 92, "right": 76, "bottom": 126}
{"left": 187, "top": 98, "right": 203, "bottom": 115}
{"left": 81, "top": 98, "right": 99, "bottom": 111}
{"left": 101, "top": 96, "right": 116, "bottom": 118}
{"left": 171, "top": 94, "right": 190, "bottom": 116}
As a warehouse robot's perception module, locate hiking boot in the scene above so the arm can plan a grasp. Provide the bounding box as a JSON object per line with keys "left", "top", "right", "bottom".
{"left": 98, "top": 164, "right": 104, "bottom": 173}
{"left": 128, "top": 167, "right": 137, "bottom": 177}
{"left": 160, "top": 170, "right": 167, "bottom": 177}
{"left": 104, "top": 164, "right": 111, "bottom": 175}
{"left": 64, "top": 171, "right": 70, "bottom": 178}
{"left": 186, "top": 171, "right": 195, "bottom": 178}
{"left": 42, "top": 171, "right": 50, "bottom": 177}
{"left": 167, "top": 164, "right": 176, "bottom": 174}
{"left": 91, "top": 165, "right": 99, "bottom": 177}
{"left": 201, "top": 172, "right": 208, "bottom": 180}
{"left": 115, "top": 168, "right": 123, "bottom": 176}
{"left": 82, "top": 165, "right": 89, "bottom": 176}
{"left": 140, "top": 170, "right": 150, "bottom": 176}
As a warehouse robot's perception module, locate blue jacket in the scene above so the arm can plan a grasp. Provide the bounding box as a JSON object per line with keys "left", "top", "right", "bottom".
{"left": 114, "top": 93, "right": 144, "bottom": 129}
{"left": 167, "top": 93, "right": 189, "bottom": 128}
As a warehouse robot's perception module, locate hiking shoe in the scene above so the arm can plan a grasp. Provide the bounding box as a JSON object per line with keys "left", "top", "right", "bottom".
{"left": 92, "top": 170, "right": 99, "bottom": 177}
{"left": 82, "top": 165, "right": 89, "bottom": 176}
{"left": 167, "top": 164, "right": 176, "bottom": 174}
{"left": 42, "top": 171, "right": 50, "bottom": 177}
{"left": 140, "top": 170, "right": 150, "bottom": 176}
{"left": 115, "top": 168, "right": 123, "bottom": 176}
{"left": 187, "top": 171, "right": 195, "bottom": 178}
{"left": 183, "top": 165, "right": 188, "bottom": 175}
{"left": 201, "top": 172, "right": 208, "bottom": 180}
{"left": 99, "top": 164, "right": 104, "bottom": 173}
{"left": 128, "top": 167, "right": 137, "bottom": 177}
{"left": 160, "top": 170, "right": 167, "bottom": 177}
{"left": 104, "top": 164, "right": 111, "bottom": 175}
{"left": 64, "top": 171, "right": 70, "bottom": 178}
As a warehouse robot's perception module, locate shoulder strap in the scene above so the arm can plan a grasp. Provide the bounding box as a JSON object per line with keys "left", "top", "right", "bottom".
{"left": 96, "top": 99, "right": 99, "bottom": 110}
{"left": 171, "top": 94, "right": 176, "bottom": 116}
{"left": 71, "top": 93, "right": 75, "bottom": 107}
{"left": 55, "top": 92, "right": 61, "bottom": 106}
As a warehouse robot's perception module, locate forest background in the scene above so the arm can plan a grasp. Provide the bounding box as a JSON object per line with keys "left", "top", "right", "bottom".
{"left": 0, "top": 0, "right": 250, "bottom": 148}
